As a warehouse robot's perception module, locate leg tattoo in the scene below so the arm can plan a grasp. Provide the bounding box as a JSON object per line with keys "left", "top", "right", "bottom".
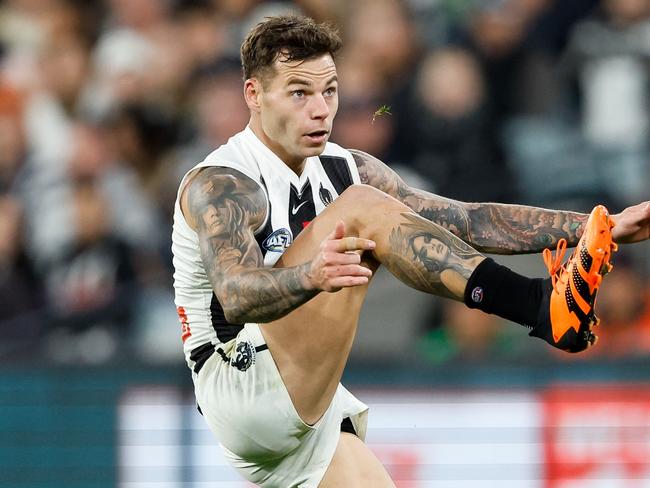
{"left": 380, "top": 213, "right": 485, "bottom": 299}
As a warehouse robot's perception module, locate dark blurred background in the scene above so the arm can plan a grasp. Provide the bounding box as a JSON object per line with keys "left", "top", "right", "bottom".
{"left": 1, "top": 0, "right": 650, "bottom": 486}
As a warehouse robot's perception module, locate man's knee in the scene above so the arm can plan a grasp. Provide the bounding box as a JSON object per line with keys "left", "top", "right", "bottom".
{"left": 338, "top": 184, "right": 388, "bottom": 205}
{"left": 335, "top": 185, "right": 401, "bottom": 229}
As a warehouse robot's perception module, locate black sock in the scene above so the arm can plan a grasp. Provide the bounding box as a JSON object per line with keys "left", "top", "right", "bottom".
{"left": 463, "top": 258, "right": 546, "bottom": 328}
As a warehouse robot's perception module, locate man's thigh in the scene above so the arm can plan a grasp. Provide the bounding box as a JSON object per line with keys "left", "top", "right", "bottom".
{"left": 259, "top": 189, "right": 380, "bottom": 424}
{"left": 319, "top": 432, "right": 395, "bottom": 488}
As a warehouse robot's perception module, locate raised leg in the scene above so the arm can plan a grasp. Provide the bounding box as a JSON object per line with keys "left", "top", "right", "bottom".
{"left": 260, "top": 184, "right": 485, "bottom": 425}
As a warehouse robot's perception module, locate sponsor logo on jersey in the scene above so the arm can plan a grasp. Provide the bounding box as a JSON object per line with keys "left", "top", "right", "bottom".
{"left": 291, "top": 201, "right": 309, "bottom": 215}
{"left": 231, "top": 340, "right": 256, "bottom": 372}
{"left": 262, "top": 228, "right": 292, "bottom": 252}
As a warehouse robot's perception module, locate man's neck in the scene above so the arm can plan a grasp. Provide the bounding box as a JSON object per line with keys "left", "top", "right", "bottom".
{"left": 248, "top": 120, "right": 306, "bottom": 175}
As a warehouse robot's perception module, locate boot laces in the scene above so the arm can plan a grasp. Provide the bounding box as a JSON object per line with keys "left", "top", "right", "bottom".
{"left": 543, "top": 238, "right": 568, "bottom": 292}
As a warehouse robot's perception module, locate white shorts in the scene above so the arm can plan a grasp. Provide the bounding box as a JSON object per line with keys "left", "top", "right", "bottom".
{"left": 194, "top": 323, "right": 369, "bottom": 487}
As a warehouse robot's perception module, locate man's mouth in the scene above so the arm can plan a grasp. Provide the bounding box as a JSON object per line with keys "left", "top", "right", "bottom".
{"left": 304, "top": 130, "right": 329, "bottom": 143}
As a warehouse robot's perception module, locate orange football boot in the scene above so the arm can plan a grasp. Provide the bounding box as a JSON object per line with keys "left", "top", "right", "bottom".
{"left": 530, "top": 205, "right": 617, "bottom": 352}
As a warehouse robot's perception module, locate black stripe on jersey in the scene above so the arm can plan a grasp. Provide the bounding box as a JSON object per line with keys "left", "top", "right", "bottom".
{"left": 190, "top": 342, "right": 216, "bottom": 374}
{"left": 319, "top": 156, "right": 354, "bottom": 195}
{"left": 255, "top": 176, "right": 273, "bottom": 259}
{"left": 210, "top": 293, "right": 244, "bottom": 343}
{"left": 288, "top": 180, "right": 316, "bottom": 238}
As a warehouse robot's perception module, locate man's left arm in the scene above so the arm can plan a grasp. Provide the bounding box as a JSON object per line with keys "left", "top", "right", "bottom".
{"left": 351, "top": 149, "right": 650, "bottom": 254}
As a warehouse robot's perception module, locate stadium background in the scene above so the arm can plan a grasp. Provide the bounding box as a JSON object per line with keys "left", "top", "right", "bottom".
{"left": 1, "top": 0, "right": 650, "bottom": 486}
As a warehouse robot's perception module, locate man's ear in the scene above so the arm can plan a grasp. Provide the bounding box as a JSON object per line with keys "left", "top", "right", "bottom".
{"left": 244, "top": 78, "right": 262, "bottom": 113}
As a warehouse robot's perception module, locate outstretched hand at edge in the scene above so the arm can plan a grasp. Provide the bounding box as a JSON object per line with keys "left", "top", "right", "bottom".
{"left": 612, "top": 202, "right": 650, "bottom": 244}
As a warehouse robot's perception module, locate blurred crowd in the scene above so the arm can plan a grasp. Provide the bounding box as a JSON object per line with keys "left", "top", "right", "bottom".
{"left": 1, "top": 0, "right": 649, "bottom": 365}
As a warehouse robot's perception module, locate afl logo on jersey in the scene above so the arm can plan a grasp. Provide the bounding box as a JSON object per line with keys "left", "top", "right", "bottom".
{"left": 262, "top": 228, "right": 292, "bottom": 252}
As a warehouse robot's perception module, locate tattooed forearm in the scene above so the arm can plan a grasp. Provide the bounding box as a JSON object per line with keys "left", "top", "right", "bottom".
{"left": 460, "top": 203, "right": 586, "bottom": 254}
{"left": 405, "top": 188, "right": 587, "bottom": 254}
{"left": 352, "top": 148, "right": 587, "bottom": 254}
{"left": 381, "top": 212, "right": 484, "bottom": 300}
{"left": 218, "top": 264, "right": 319, "bottom": 323}
{"left": 186, "top": 166, "right": 319, "bottom": 323}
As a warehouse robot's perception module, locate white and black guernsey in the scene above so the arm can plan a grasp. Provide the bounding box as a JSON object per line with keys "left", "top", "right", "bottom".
{"left": 172, "top": 126, "right": 361, "bottom": 376}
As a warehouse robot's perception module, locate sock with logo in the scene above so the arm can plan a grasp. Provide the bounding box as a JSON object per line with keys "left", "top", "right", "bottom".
{"left": 463, "top": 257, "right": 545, "bottom": 328}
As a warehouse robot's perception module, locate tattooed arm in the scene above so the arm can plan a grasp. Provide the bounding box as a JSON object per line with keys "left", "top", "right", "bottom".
{"left": 351, "top": 149, "right": 587, "bottom": 254}
{"left": 182, "top": 166, "right": 318, "bottom": 323}
{"left": 182, "top": 166, "right": 374, "bottom": 323}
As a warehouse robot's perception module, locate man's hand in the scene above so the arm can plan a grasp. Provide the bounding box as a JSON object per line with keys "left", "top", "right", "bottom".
{"left": 308, "top": 221, "right": 376, "bottom": 292}
{"left": 612, "top": 202, "right": 650, "bottom": 244}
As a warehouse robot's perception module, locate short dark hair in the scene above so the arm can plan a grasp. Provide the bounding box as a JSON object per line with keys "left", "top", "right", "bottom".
{"left": 240, "top": 15, "right": 342, "bottom": 82}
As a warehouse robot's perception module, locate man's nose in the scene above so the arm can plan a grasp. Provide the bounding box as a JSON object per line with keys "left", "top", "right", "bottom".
{"left": 309, "top": 94, "right": 329, "bottom": 119}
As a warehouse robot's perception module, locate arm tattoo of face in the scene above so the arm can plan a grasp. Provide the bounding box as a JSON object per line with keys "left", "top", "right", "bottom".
{"left": 189, "top": 168, "right": 265, "bottom": 272}
{"left": 382, "top": 212, "right": 484, "bottom": 300}
{"left": 352, "top": 148, "right": 587, "bottom": 254}
{"left": 187, "top": 167, "right": 316, "bottom": 323}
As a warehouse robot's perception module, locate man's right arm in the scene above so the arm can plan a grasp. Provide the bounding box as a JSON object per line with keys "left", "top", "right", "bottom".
{"left": 183, "top": 166, "right": 318, "bottom": 323}
{"left": 183, "top": 166, "right": 373, "bottom": 324}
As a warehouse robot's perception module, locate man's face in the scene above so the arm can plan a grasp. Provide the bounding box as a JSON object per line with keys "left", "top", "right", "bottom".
{"left": 254, "top": 53, "right": 338, "bottom": 166}
{"left": 413, "top": 235, "right": 450, "bottom": 265}
{"left": 201, "top": 203, "right": 229, "bottom": 237}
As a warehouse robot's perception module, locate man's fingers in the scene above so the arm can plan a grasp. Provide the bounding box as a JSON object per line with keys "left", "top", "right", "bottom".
{"left": 331, "top": 264, "right": 373, "bottom": 277}
{"left": 337, "top": 236, "right": 376, "bottom": 252}
{"left": 327, "top": 275, "right": 371, "bottom": 289}
{"left": 334, "top": 221, "right": 346, "bottom": 240}
{"left": 326, "top": 221, "right": 344, "bottom": 241}
{"left": 325, "top": 251, "right": 362, "bottom": 265}
{"left": 326, "top": 221, "right": 346, "bottom": 243}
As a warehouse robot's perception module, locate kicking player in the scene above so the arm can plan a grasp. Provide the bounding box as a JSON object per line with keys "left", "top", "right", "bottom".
{"left": 172, "top": 15, "right": 650, "bottom": 487}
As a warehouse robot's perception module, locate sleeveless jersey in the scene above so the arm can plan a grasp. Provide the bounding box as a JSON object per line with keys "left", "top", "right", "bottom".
{"left": 172, "top": 126, "right": 361, "bottom": 373}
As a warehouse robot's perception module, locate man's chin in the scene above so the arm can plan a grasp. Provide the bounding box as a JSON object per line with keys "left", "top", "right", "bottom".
{"left": 303, "top": 142, "right": 327, "bottom": 157}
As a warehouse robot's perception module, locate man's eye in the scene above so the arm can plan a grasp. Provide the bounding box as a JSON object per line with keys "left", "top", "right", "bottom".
{"left": 291, "top": 90, "right": 305, "bottom": 98}
{"left": 324, "top": 87, "right": 336, "bottom": 96}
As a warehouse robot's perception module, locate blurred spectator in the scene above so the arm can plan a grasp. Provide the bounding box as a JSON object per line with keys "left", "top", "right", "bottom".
{"left": 343, "top": 0, "right": 419, "bottom": 92}
{"left": 331, "top": 48, "right": 396, "bottom": 162}
{"left": 560, "top": 0, "right": 650, "bottom": 205}
{"left": 450, "top": 0, "right": 582, "bottom": 121}
{"left": 0, "top": 194, "right": 44, "bottom": 357}
{"left": 398, "top": 47, "right": 516, "bottom": 202}
{"left": 294, "top": 0, "right": 348, "bottom": 23}
{"left": 332, "top": 97, "right": 396, "bottom": 162}
{"left": 182, "top": 59, "right": 249, "bottom": 164}
{"left": 175, "top": 1, "right": 229, "bottom": 69}
{"left": 212, "top": 0, "right": 261, "bottom": 23}
{"left": 20, "top": 120, "right": 166, "bottom": 264}
{"left": 584, "top": 257, "right": 650, "bottom": 358}
{"left": 103, "top": 102, "right": 180, "bottom": 204}
{"left": 0, "top": 80, "right": 26, "bottom": 191}
{"left": 1, "top": 1, "right": 93, "bottom": 175}
{"left": 86, "top": 0, "right": 200, "bottom": 121}
{"left": 158, "top": 59, "right": 249, "bottom": 221}
{"left": 418, "top": 300, "right": 519, "bottom": 364}
{"left": 43, "top": 176, "right": 137, "bottom": 362}
{"left": 503, "top": 116, "right": 613, "bottom": 211}
{"left": 32, "top": 122, "right": 165, "bottom": 362}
